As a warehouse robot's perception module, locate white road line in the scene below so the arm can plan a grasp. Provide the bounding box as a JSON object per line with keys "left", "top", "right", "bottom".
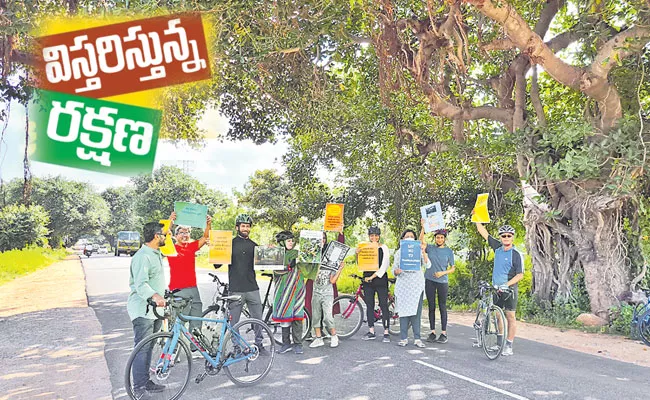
{"left": 413, "top": 360, "right": 530, "bottom": 400}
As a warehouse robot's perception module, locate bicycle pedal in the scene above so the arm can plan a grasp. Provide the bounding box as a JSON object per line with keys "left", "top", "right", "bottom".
{"left": 195, "top": 372, "right": 207, "bottom": 384}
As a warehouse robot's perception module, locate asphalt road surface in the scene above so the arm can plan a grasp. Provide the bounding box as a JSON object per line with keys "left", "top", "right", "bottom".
{"left": 82, "top": 255, "right": 650, "bottom": 400}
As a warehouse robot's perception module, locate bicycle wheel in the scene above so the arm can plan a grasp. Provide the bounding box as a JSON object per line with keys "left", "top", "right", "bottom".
{"left": 124, "top": 332, "right": 192, "bottom": 400}
{"left": 301, "top": 308, "right": 311, "bottom": 342}
{"left": 639, "top": 308, "right": 650, "bottom": 346}
{"left": 481, "top": 305, "right": 507, "bottom": 360}
{"left": 332, "top": 295, "right": 364, "bottom": 338}
{"left": 388, "top": 299, "right": 400, "bottom": 336}
{"left": 222, "top": 319, "right": 276, "bottom": 386}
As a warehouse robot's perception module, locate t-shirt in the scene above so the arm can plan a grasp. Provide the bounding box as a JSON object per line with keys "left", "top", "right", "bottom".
{"left": 228, "top": 236, "right": 259, "bottom": 293}
{"left": 488, "top": 236, "right": 523, "bottom": 286}
{"left": 168, "top": 240, "right": 200, "bottom": 290}
{"left": 314, "top": 268, "right": 336, "bottom": 295}
{"left": 424, "top": 245, "right": 455, "bottom": 283}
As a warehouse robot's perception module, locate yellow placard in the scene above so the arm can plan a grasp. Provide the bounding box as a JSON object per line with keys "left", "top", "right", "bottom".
{"left": 471, "top": 193, "right": 491, "bottom": 223}
{"left": 324, "top": 203, "right": 345, "bottom": 232}
{"left": 357, "top": 242, "right": 379, "bottom": 272}
{"left": 159, "top": 219, "right": 177, "bottom": 257}
{"left": 209, "top": 230, "right": 232, "bottom": 264}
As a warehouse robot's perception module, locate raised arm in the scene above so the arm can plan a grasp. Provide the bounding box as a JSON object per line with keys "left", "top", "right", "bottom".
{"left": 475, "top": 222, "right": 489, "bottom": 241}
{"left": 197, "top": 215, "right": 212, "bottom": 248}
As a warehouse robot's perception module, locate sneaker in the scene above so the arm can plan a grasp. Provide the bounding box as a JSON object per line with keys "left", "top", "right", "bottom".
{"left": 258, "top": 346, "right": 271, "bottom": 356}
{"left": 294, "top": 344, "right": 304, "bottom": 354}
{"left": 382, "top": 334, "right": 390, "bottom": 343}
{"left": 310, "top": 337, "right": 325, "bottom": 348}
{"left": 502, "top": 346, "right": 514, "bottom": 356}
{"left": 414, "top": 339, "right": 426, "bottom": 348}
{"left": 330, "top": 335, "right": 339, "bottom": 348}
{"left": 145, "top": 380, "right": 165, "bottom": 392}
{"left": 323, "top": 331, "right": 331, "bottom": 339}
{"left": 277, "top": 344, "right": 293, "bottom": 354}
{"left": 436, "top": 333, "right": 448, "bottom": 344}
{"left": 362, "top": 332, "right": 376, "bottom": 341}
{"left": 426, "top": 333, "right": 438, "bottom": 343}
{"left": 398, "top": 339, "right": 408, "bottom": 347}
{"left": 304, "top": 333, "right": 314, "bottom": 342}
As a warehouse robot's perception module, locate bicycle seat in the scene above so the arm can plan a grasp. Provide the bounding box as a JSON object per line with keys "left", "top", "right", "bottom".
{"left": 221, "top": 295, "right": 242, "bottom": 303}
{"left": 351, "top": 274, "right": 363, "bottom": 280}
{"left": 388, "top": 278, "right": 396, "bottom": 284}
{"left": 262, "top": 273, "right": 273, "bottom": 278}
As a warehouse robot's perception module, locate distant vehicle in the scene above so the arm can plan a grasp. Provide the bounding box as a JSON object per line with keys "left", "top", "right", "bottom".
{"left": 98, "top": 247, "right": 108, "bottom": 254}
{"left": 116, "top": 231, "right": 141, "bottom": 257}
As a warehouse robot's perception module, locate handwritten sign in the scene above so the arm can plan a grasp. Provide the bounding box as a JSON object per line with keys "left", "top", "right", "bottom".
{"left": 30, "top": 89, "right": 160, "bottom": 176}
{"left": 471, "top": 193, "right": 491, "bottom": 223}
{"left": 208, "top": 230, "right": 232, "bottom": 264}
{"left": 420, "top": 202, "right": 445, "bottom": 233}
{"left": 357, "top": 242, "right": 379, "bottom": 272}
{"left": 158, "top": 219, "right": 177, "bottom": 257}
{"left": 174, "top": 202, "right": 208, "bottom": 228}
{"left": 399, "top": 240, "right": 422, "bottom": 271}
{"left": 324, "top": 203, "right": 344, "bottom": 232}
{"left": 35, "top": 13, "right": 211, "bottom": 98}
{"left": 321, "top": 241, "right": 350, "bottom": 272}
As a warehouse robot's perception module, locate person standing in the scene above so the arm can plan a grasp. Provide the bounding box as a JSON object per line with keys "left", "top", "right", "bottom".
{"left": 126, "top": 222, "right": 168, "bottom": 396}
{"left": 475, "top": 222, "right": 523, "bottom": 356}
{"left": 358, "top": 226, "right": 391, "bottom": 343}
{"left": 419, "top": 221, "right": 455, "bottom": 344}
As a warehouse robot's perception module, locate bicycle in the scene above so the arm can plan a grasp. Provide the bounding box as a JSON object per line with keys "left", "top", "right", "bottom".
{"left": 124, "top": 289, "right": 275, "bottom": 400}
{"left": 627, "top": 288, "right": 650, "bottom": 346}
{"left": 241, "top": 272, "right": 312, "bottom": 345}
{"left": 472, "top": 280, "right": 510, "bottom": 360}
{"left": 332, "top": 274, "right": 400, "bottom": 339}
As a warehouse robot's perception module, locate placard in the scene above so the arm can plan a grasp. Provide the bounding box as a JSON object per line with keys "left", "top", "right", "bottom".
{"left": 357, "top": 242, "right": 379, "bottom": 272}
{"left": 471, "top": 193, "right": 491, "bottom": 223}
{"left": 208, "top": 230, "right": 232, "bottom": 264}
{"left": 254, "top": 245, "right": 286, "bottom": 270}
{"left": 399, "top": 240, "right": 422, "bottom": 271}
{"left": 158, "top": 219, "right": 177, "bottom": 257}
{"left": 298, "top": 230, "right": 323, "bottom": 264}
{"left": 324, "top": 203, "right": 345, "bottom": 232}
{"left": 321, "top": 241, "right": 350, "bottom": 272}
{"left": 420, "top": 202, "right": 445, "bottom": 233}
{"left": 174, "top": 201, "right": 208, "bottom": 228}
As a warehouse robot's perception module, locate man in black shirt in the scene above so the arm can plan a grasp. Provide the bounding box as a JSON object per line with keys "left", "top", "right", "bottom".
{"left": 215, "top": 213, "right": 266, "bottom": 353}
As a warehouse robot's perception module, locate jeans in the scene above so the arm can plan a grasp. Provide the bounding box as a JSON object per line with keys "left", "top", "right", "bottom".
{"left": 131, "top": 317, "right": 162, "bottom": 389}
{"left": 229, "top": 290, "right": 264, "bottom": 345}
{"left": 425, "top": 280, "right": 449, "bottom": 331}
{"left": 399, "top": 293, "right": 423, "bottom": 340}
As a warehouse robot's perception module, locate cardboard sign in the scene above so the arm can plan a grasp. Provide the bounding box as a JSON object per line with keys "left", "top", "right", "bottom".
{"left": 399, "top": 240, "right": 422, "bottom": 271}
{"left": 253, "top": 245, "right": 286, "bottom": 271}
{"left": 208, "top": 230, "right": 232, "bottom": 264}
{"left": 357, "top": 242, "right": 379, "bottom": 272}
{"left": 174, "top": 201, "right": 208, "bottom": 228}
{"left": 471, "top": 193, "right": 491, "bottom": 223}
{"left": 420, "top": 202, "right": 445, "bottom": 233}
{"left": 158, "top": 219, "right": 177, "bottom": 257}
{"left": 321, "top": 241, "right": 350, "bottom": 272}
{"left": 324, "top": 203, "right": 345, "bottom": 232}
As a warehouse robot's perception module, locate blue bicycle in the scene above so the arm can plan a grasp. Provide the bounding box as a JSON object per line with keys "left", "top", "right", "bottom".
{"left": 629, "top": 288, "right": 650, "bottom": 346}
{"left": 124, "top": 289, "right": 275, "bottom": 400}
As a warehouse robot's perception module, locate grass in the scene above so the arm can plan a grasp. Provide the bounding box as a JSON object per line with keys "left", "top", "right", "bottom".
{"left": 0, "top": 246, "right": 69, "bottom": 286}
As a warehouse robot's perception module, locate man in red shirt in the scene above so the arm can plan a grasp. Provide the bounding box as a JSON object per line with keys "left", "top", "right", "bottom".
{"left": 168, "top": 213, "right": 211, "bottom": 339}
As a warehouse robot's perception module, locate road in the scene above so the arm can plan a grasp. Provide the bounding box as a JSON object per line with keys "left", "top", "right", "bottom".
{"left": 82, "top": 255, "right": 650, "bottom": 400}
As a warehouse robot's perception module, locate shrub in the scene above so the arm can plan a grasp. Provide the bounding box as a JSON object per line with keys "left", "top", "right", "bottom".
{"left": 0, "top": 204, "right": 50, "bottom": 252}
{"left": 0, "top": 246, "right": 67, "bottom": 285}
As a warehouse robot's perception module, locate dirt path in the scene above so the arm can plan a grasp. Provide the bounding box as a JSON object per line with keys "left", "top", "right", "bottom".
{"left": 0, "top": 256, "right": 113, "bottom": 400}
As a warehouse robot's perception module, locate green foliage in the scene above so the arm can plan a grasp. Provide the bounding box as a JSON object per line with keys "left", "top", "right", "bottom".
{"left": 0, "top": 204, "right": 49, "bottom": 251}
{"left": 0, "top": 246, "right": 67, "bottom": 286}
{"left": 101, "top": 186, "right": 142, "bottom": 247}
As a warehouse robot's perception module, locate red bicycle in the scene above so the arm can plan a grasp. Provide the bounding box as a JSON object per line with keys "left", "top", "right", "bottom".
{"left": 332, "top": 274, "right": 400, "bottom": 338}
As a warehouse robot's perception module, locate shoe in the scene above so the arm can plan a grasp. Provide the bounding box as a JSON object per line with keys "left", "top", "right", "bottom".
{"left": 487, "top": 345, "right": 500, "bottom": 352}
{"left": 145, "top": 380, "right": 165, "bottom": 392}
{"left": 330, "top": 335, "right": 339, "bottom": 348}
{"left": 294, "top": 344, "right": 304, "bottom": 354}
{"left": 258, "top": 346, "right": 271, "bottom": 356}
{"left": 309, "top": 337, "right": 325, "bottom": 348}
{"left": 414, "top": 339, "right": 426, "bottom": 348}
{"left": 305, "top": 333, "right": 314, "bottom": 342}
{"left": 361, "top": 332, "right": 376, "bottom": 340}
{"left": 436, "top": 333, "right": 448, "bottom": 344}
{"left": 502, "top": 346, "right": 514, "bottom": 356}
{"left": 382, "top": 334, "right": 390, "bottom": 343}
{"left": 323, "top": 331, "right": 331, "bottom": 339}
{"left": 426, "top": 333, "right": 438, "bottom": 343}
{"left": 398, "top": 339, "right": 408, "bottom": 347}
{"left": 277, "top": 344, "right": 293, "bottom": 354}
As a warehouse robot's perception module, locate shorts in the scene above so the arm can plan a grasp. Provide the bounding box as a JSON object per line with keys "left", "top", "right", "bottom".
{"left": 493, "top": 286, "right": 518, "bottom": 311}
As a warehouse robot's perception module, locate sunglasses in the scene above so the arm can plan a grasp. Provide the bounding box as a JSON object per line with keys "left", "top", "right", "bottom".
{"left": 500, "top": 234, "right": 513, "bottom": 238}
{"left": 156, "top": 232, "right": 167, "bottom": 237}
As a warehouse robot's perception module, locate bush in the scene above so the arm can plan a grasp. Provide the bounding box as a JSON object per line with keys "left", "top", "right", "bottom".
{"left": 608, "top": 304, "right": 634, "bottom": 336}
{"left": 0, "top": 246, "right": 67, "bottom": 285}
{"left": 0, "top": 204, "right": 50, "bottom": 251}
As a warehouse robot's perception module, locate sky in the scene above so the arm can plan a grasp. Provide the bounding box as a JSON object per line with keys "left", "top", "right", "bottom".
{"left": 0, "top": 101, "right": 288, "bottom": 195}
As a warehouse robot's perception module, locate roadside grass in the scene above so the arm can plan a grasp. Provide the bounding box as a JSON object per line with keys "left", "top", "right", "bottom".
{"left": 0, "top": 247, "right": 69, "bottom": 286}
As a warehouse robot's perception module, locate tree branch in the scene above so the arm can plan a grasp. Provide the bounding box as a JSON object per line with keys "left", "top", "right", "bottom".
{"left": 533, "top": 0, "right": 564, "bottom": 37}
{"left": 591, "top": 25, "right": 650, "bottom": 78}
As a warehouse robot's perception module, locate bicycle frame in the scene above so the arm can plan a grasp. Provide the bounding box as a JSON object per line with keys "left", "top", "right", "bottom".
{"left": 341, "top": 277, "right": 395, "bottom": 322}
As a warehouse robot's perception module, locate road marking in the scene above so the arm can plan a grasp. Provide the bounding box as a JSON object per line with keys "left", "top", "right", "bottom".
{"left": 413, "top": 360, "right": 530, "bottom": 400}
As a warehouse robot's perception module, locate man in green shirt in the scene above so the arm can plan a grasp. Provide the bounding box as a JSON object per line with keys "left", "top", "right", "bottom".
{"left": 127, "top": 222, "right": 168, "bottom": 396}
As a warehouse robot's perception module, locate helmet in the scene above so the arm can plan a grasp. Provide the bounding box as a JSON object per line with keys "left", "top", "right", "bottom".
{"left": 498, "top": 225, "right": 516, "bottom": 235}
{"left": 434, "top": 229, "right": 448, "bottom": 237}
{"left": 235, "top": 213, "right": 253, "bottom": 226}
{"left": 275, "top": 230, "right": 294, "bottom": 244}
{"left": 368, "top": 226, "right": 381, "bottom": 235}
